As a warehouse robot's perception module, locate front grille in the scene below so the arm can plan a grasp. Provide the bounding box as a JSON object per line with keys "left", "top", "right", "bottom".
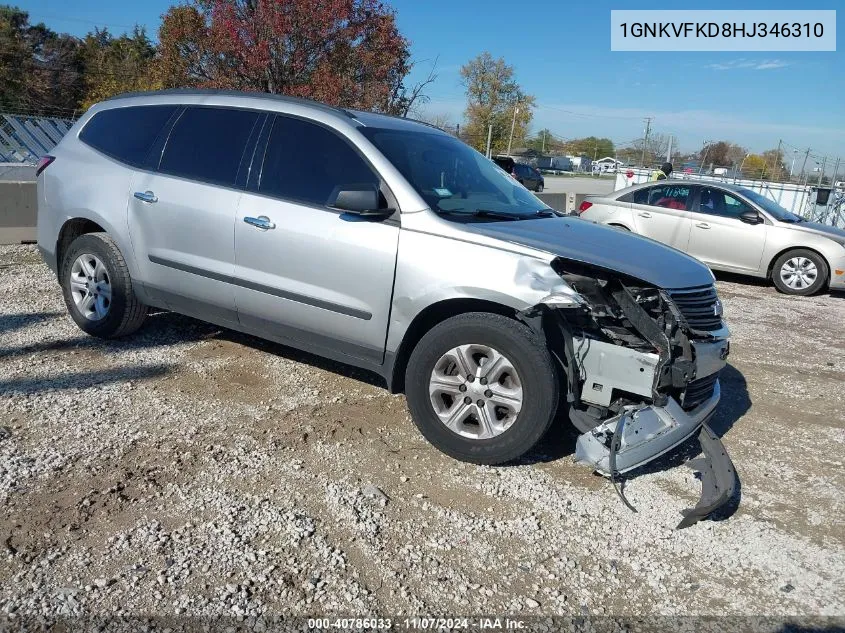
{"left": 682, "top": 373, "right": 719, "bottom": 410}
{"left": 668, "top": 286, "right": 723, "bottom": 332}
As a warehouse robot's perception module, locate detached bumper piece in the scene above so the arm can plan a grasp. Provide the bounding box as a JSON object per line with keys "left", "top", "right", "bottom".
{"left": 574, "top": 386, "right": 736, "bottom": 528}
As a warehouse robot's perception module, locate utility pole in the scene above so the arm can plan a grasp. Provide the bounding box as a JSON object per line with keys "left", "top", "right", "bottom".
{"left": 831, "top": 158, "right": 840, "bottom": 189}
{"left": 507, "top": 104, "right": 520, "bottom": 157}
{"left": 666, "top": 135, "right": 672, "bottom": 163}
{"left": 817, "top": 156, "right": 827, "bottom": 186}
{"left": 485, "top": 124, "right": 493, "bottom": 158}
{"left": 768, "top": 139, "right": 782, "bottom": 181}
{"left": 542, "top": 130, "right": 546, "bottom": 154}
{"left": 640, "top": 117, "right": 652, "bottom": 168}
{"left": 455, "top": 123, "right": 460, "bottom": 139}
{"left": 799, "top": 148, "right": 810, "bottom": 185}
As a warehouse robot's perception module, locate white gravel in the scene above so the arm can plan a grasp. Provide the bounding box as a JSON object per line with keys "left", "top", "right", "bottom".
{"left": 1, "top": 244, "right": 844, "bottom": 627}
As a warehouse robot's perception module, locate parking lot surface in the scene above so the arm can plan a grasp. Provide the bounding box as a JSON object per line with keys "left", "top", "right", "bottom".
{"left": 1, "top": 244, "right": 844, "bottom": 623}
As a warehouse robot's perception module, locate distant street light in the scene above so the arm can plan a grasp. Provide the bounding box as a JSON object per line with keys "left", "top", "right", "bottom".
{"left": 506, "top": 104, "right": 520, "bottom": 157}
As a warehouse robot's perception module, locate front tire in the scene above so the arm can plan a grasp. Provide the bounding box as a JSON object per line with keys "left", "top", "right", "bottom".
{"left": 536, "top": 183, "right": 544, "bottom": 193}
{"left": 405, "top": 313, "right": 559, "bottom": 465}
{"left": 771, "top": 249, "right": 828, "bottom": 296}
{"left": 60, "top": 232, "right": 147, "bottom": 338}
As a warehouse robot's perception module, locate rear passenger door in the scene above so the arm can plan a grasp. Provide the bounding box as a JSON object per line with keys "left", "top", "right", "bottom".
{"left": 630, "top": 183, "right": 693, "bottom": 250}
{"left": 128, "top": 106, "right": 263, "bottom": 325}
{"left": 233, "top": 114, "right": 400, "bottom": 365}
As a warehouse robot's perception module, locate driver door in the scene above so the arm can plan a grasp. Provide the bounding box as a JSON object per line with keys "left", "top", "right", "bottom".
{"left": 233, "top": 114, "right": 400, "bottom": 365}
{"left": 686, "top": 186, "right": 768, "bottom": 273}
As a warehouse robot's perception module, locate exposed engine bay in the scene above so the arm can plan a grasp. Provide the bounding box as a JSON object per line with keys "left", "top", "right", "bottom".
{"left": 520, "top": 257, "right": 736, "bottom": 529}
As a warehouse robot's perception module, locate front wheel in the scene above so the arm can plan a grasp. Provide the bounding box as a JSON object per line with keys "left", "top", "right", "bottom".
{"left": 60, "top": 232, "right": 147, "bottom": 338}
{"left": 536, "top": 183, "right": 544, "bottom": 193}
{"left": 404, "top": 313, "right": 559, "bottom": 465}
{"left": 771, "top": 249, "right": 828, "bottom": 296}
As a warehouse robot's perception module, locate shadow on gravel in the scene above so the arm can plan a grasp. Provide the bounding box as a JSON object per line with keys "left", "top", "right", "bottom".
{"left": 0, "top": 311, "right": 63, "bottom": 335}
{"left": 0, "top": 364, "right": 171, "bottom": 395}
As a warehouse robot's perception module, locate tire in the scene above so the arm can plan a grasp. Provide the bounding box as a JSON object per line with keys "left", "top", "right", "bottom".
{"left": 60, "top": 232, "right": 147, "bottom": 338}
{"left": 536, "top": 183, "right": 544, "bottom": 193}
{"left": 771, "top": 249, "right": 828, "bottom": 296}
{"left": 404, "top": 312, "right": 559, "bottom": 465}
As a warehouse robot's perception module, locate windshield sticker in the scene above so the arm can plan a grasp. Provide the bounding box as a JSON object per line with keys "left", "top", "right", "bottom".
{"left": 434, "top": 188, "right": 453, "bottom": 198}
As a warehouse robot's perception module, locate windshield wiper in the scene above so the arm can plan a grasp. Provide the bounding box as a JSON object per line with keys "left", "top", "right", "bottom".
{"left": 438, "top": 208, "right": 557, "bottom": 221}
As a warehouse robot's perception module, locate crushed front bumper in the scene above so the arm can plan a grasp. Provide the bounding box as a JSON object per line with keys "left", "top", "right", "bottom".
{"left": 574, "top": 384, "right": 736, "bottom": 529}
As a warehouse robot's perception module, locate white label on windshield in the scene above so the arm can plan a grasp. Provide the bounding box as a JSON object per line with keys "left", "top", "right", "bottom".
{"left": 434, "top": 188, "right": 453, "bottom": 197}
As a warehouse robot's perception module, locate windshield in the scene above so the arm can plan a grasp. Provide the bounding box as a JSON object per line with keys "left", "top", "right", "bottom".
{"left": 738, "top": 188, "right": 803, "bottom": 223}
{"left": 361, "top": 127, "right": 548, "bottom": 218}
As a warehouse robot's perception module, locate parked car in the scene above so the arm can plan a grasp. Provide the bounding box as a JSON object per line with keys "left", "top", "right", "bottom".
{"left": 36, "top": 90, "right": 734, "bottom": 526}
{"left": 579, "top": 180, "right": 845, "bottom": 296}
{"left": 492, "top": 156, "right": 544, "bottom": 192}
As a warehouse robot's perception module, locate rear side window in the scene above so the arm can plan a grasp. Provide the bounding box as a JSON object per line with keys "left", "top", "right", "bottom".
{"left": 79, "top": 105, "right": 177, "bottom": 167}
{"left": 258, "top": 115, "right": 379, "bottom": 207}
{"left": 159, "top": 107, "right": 260, "bottom": 187}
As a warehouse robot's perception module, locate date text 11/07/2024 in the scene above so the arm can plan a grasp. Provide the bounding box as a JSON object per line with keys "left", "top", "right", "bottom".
{"left": 307, "top": 618, "right": 528, "bottom": 630}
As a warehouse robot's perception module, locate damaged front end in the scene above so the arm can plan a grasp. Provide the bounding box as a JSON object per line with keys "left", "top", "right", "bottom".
{"left": 520, "top": 258, "right": 735, "bottom": 529}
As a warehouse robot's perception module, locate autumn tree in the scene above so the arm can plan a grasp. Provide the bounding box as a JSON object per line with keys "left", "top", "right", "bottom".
{"left": 699, "top": 140, "right": 747, "bottom": 168}
{"left": 525, "top": 129, "right": 566, "bottom": 154}
{"left": 157, "top": 0, "right": 421, "bottom": 114}
{"left": 460, "top": 52, "right": 534, "bottom": 154}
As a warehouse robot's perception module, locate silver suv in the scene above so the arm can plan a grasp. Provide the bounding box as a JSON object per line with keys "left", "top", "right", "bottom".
{"left": 37, "top": 90, "right": 733, "bottom": 526}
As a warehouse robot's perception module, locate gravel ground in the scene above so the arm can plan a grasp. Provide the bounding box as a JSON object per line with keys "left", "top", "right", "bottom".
{"left": 1, "top": 244, "right": 844, "bottom": 628}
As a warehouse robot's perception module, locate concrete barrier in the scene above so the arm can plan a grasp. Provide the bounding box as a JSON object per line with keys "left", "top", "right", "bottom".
{"left": 537, "top": 192, "right": 586, "bottom": 215}
{"left": 0, "top": 181, "right": 37, "bottom": 244}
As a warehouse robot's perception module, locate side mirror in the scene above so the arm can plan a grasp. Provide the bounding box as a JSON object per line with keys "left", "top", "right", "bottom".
{"left": 739, "top": 210, "right": 762, "bottom": 225}
{"left": 330, "top": 185, "right": 393, "bottom": 217}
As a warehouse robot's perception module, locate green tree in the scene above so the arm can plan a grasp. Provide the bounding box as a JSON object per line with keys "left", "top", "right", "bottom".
{"left": 525, "top": 128, "right": 566, "bottom": 154}
{"left": 79, "top": 27, "right": 159, "bottom": 109}
{"left": 564, "top": 136, "right": 614, "bottom": 159}
{"left": 460, "top": 52, "right": 534, "bottom": 154}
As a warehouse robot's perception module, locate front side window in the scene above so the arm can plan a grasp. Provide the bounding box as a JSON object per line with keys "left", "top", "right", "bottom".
{"left": 698, "top": 187, "right": 756, "bottom": 218}
{"left": 361, "top": 127, "right": 548, "bottom": 219}
{"left": 159, "top": 106, "right": 260, "bottom": 187}
{"left": 79, "top": 105, "right": 178, "bottom": 167}
{"left": 258, "top": 116, "right": 379, "bottom": 207}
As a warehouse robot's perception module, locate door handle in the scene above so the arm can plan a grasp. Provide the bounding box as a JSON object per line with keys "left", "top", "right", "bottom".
{"left": 244, "top": 215, "right": 276, "bottom": 230}
{"left": 638, "top": 212, "right": 652, "bottom": 218}
{"left": 133, "top": 190, "right": 157, "bottom": 204}
{"left": 696, "top": 222, "right": 711, "bottom": 229}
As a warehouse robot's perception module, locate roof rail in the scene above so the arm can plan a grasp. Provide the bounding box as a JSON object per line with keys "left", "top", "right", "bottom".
{"left": 104, "top": 88, "right": 355, "bottom": 119}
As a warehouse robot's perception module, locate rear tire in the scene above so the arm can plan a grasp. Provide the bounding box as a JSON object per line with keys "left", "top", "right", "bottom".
{"left": 405, "top": 313, "right": 559, "bottom": 465}
{"left": 771, "top": 249, "right": 828, "bottom": 296}
{"left": 60, "top": 233, "right": 147, "bottom": 338}
{"left": 536, "top": 183, "right": 544, "bottom": 193}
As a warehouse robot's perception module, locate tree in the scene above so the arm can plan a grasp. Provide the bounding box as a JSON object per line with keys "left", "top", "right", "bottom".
{"left": 0, "top": 6, "right": 83, "bottom": 116}
{"left": 699, "top": 140, "right": 747, "bottom": 169}
{"left": 525, "top": 128, "right": 566, "bottom": 154}
{"left": 79, "top": 27, "right": 160, "bottom": 109}
{"left": 564, "top": 136, "right": 614, "bottom": 159}
{"left": 460, "top": 52, "right": 534, "bottom": 154}
{"left": 157, "top": 0, "right": 419, "bottom": 114}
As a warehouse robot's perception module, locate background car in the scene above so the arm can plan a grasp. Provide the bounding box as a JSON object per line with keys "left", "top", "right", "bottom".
{"left": 492, "top": 157, "right": 544, "bottom": 192}
{"left": 578, "top": 180, "right": 845, "bottom": 296}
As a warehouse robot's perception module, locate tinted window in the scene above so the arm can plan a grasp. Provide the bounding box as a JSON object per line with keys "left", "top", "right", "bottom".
{"left": 79, "top": 105, "right": 177, "bottom": 167}
{"left": 258, "top": 115, "right": 379, "bottom": 207}
{"left": 698, "top": 187, "right": 755, "bottom": 218}
{"left": 636, "top": 184, "right": 690, "bottom": 210}
{"left": 159, "top": 107, "right": 260, "bottom": 187}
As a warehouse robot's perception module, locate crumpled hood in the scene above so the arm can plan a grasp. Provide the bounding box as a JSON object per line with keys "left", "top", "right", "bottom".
{"left": 462, "top": 216, "right": 714, "bottom": 290}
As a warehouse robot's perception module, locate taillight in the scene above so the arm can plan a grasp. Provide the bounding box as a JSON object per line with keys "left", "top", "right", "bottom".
{"left": 36, "top": 155, "right": 55, "bottom": 177}
{"left": 578, "top": 201, "right": 593, "bottom": 214}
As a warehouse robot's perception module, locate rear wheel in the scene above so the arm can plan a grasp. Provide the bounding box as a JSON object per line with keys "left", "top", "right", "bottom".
{"left": 405, "top": 313, "right": 559, "bottom": 464}
{"left": 60, "top": 233, "right": 147, "bottom": 338}
{"left": 536, "top": 183, "right": 544, "bottom": 193}
{"left": 771, "top": 249, "right": 828, "bottom": 296}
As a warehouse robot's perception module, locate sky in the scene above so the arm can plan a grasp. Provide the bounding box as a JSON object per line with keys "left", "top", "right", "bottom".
{"left": 13, "top": 0, "right": 845, "bottom": 162}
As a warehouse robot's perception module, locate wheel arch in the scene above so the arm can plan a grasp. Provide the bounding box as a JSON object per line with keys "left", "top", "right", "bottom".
{"left": 766, "top": 245, "right": 831, "bottom": 283}
{"left": 56, "top": 217, "right": 107, "bottom": 278}
{"left": 386, "top": 298, "right": 519, "bottom": 393}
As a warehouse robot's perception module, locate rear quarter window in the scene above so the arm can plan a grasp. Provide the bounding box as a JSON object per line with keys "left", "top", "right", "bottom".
{"left": 79, "top": 105, "right": 178, "bottom": 167}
